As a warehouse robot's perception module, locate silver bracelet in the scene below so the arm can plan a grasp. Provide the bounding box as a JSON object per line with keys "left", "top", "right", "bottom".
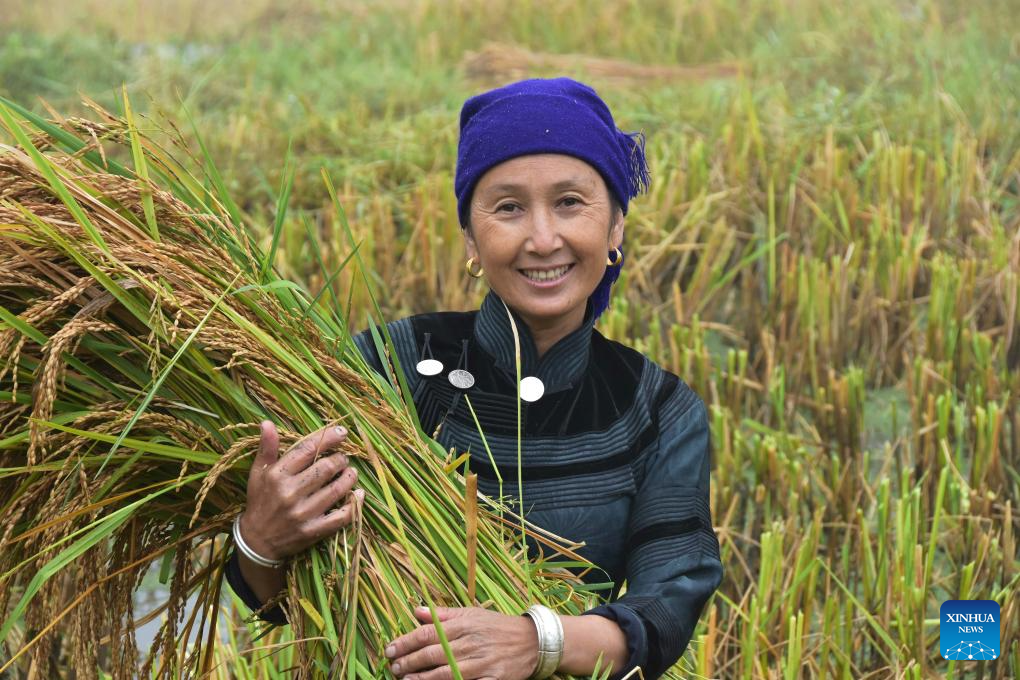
{"left": 523, "top": 604, "right": 564, "bottom": 679}
{"left": 232, "top": 515, "right": 285, "bottom": 569}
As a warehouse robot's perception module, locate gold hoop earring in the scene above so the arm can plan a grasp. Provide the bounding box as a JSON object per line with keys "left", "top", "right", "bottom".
{"left": 465, "top": 257, "right": 484, "bottom": 278}
{"left": 606, "top": 248, "right": 622, "bottom": 266}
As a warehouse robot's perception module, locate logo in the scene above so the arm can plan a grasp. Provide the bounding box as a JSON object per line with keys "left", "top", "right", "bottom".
{"left": 940, "top": 600, "right": 1000, "bottom": 660}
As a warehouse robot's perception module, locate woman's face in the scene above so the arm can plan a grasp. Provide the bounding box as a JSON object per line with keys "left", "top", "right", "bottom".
{"left": 464, "top": 154, "right": 624, "bottom": 330}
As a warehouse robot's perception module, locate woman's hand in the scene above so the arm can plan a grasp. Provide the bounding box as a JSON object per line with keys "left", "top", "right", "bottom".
{"left": 385, "top": 606, "right": 538, "bottom": 680}
{"left": 239, "top": 420, "right": 364, "bottom": 561}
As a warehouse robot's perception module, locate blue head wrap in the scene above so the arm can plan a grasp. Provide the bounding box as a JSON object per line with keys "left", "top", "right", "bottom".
{"left": 454, "top": 77, "right": 650, "bottom": 319}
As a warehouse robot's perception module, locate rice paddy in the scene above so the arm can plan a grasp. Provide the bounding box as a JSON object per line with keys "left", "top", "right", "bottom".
{"left": 1, "top": 0, "right": 1018, "bottom": 677}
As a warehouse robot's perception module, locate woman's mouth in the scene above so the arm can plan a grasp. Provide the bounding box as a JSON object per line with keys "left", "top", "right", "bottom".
{"left": 519, "top": 263, "right": 574, "bottom": 286}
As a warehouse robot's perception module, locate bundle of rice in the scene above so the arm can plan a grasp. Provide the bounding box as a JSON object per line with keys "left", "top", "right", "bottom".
{"left": 0, "top": 99, "right": 647, "bottom": 679}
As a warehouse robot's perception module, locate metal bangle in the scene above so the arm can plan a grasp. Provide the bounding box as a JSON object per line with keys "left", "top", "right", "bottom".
{"left": 232, "top": 515, "right": 285, "bottom": 569}
{"left": 524, "top": 604, "right": 564, "bottom": 679}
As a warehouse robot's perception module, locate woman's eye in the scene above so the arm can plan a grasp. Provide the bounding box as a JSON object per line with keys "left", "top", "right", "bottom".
{"left": 560, "top": 197, "right": 582, "bottom": 208}
{"left": 496, "top": 203, "right": 520, "bottom": 213}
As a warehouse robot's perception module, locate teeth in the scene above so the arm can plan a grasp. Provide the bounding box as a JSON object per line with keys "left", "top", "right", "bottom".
{"left": 522, "top": 265, "right": 570, "bottom": 282}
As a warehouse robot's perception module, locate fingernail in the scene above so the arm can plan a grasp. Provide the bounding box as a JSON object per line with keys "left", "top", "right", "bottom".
{"left": 391, "top": 662, "right": 401, "bottom": 674}
{"left": 385, "top": 645, "right": 396, "bottom": 658}
{"left": 355, "top": 489, "right": 365, "bottom": 501}
{"left": 334, "top": 426, "right": 347, "bottom": 436}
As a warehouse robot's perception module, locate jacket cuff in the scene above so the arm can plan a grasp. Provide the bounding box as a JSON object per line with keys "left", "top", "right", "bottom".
{"left": 581, "top": 603, "right": 648, "bottom": 680}
{"left": 224, "top": 550, "right": 289, "bottom": 625}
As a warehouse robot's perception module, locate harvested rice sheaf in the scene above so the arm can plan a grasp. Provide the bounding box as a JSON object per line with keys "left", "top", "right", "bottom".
{"left": 0, "top": 101, "right": 653, "bottom": 679}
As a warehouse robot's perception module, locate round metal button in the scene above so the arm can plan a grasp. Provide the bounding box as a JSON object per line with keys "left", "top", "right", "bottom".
{"left": 416, "top": 358, "right": 443, "bottom": 376}
{"left": 520, "top": 376, "right": 545, "bottom": 402}
{"left": 448, "top": 369, "right": 475, "bottom": 390}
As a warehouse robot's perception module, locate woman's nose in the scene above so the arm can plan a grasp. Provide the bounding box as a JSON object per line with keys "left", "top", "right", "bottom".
{"left": 524, "top": 209, "right": 563, "bottom": 255}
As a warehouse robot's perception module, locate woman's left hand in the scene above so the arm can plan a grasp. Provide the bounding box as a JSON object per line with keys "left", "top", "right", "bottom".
{"left": 385, "top": 606, "right": 539, "bottom": 680}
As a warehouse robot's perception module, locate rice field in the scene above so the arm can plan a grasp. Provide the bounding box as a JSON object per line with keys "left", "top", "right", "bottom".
{"left": 1, "top": 0, "right": 1018, "bottom": 677}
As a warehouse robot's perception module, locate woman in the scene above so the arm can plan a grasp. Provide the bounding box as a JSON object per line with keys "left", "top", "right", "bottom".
{"left": 226, "top": 77, "right": 723, "bottom": 680}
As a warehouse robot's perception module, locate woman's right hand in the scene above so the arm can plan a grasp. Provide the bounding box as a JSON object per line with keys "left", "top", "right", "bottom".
{"left": 238, "top": 420, "right": 365, "bottom": 561}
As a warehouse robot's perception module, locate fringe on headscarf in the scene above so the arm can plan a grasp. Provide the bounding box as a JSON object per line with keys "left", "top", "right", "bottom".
{"left": 591, "top": 244, "right": 624, "bottom": 320}
{"left": 622, "top": 130, "right": 652, "bottom": 200}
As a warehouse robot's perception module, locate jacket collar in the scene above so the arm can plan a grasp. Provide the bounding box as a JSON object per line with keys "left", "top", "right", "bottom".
{"left": 472, "top": 289, "right": 596, "bottom": 392}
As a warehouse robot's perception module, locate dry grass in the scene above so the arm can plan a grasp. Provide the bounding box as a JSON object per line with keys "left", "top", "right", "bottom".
{"left": 462, "top": 42, "right": 741, "bottom": 85}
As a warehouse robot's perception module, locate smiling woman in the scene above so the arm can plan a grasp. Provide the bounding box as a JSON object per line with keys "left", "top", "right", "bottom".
{"left": 465, "top": 154, "right": 624, "bottom": 357}
{"left": 226, "top": 77, "right": 723, "bottom": 680}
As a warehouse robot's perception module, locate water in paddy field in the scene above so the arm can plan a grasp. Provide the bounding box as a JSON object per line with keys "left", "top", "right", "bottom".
{"left": 862, "top": 385, "right": 911, "bottom": 451}
{"left": 132, "top": 554, "right": 248, "bottom": 661}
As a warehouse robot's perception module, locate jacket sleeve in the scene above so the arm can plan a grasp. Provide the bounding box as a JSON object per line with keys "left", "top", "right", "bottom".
{"left": 582, "top": 382, "right": 723, "bottom": 680}
{"left": 224, "top": 550, "right": 289, "bottom": 625}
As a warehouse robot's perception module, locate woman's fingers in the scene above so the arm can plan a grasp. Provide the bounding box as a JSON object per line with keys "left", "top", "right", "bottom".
{"left": 300, "top": 464, "right": 358, "bottom": 514}
{"left": 400, "top": 664, "right": 485, "bottom": 680}
{"left": 276, "top": 424, "right": 348, "bottom": 476}
{"left": 391, "top": 640, "right": 452, "bottom": 676}
{"left": 253, "top": 420, "right": 280, "bottom": 474}
{"left": 387, "top": 608, "right": 533, "bottom": 680}
{"left": 388, "top": 618, "right": 465, "bottom": 665}
{"left": 390, "top": 641, "right": 455, "bottom": 677}
{"left": 302, "top": 488, "right": 364, "bottom": 540}
{"left": 391, "top": 640, "right": 492, "bottom": 680}
{"left": 413, "top": 606, "right": 458, "bottom": 623}
{"left": 295, "top": 451, "right": 351, "bottom": 494}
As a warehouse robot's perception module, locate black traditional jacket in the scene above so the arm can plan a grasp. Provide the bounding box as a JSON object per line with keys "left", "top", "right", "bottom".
{"left": 227, "top": 290, "right": 723, "bottom": 679}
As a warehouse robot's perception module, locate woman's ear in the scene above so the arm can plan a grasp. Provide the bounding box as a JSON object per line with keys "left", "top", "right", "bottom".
{"left": 462, "top": 224, "right": 479, "bottom": 260}
{"left": 609, "top": 205, "right": 625, "bottom": 249}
